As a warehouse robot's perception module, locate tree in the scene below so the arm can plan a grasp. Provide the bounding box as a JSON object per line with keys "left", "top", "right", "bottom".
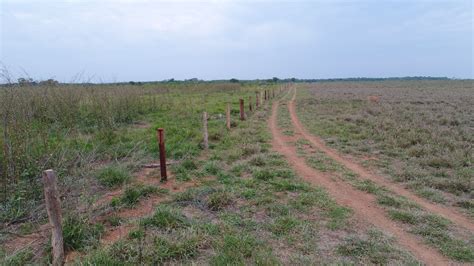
{"left": 17, "top": 77, "right": 34, "bottom": 86}
{"left": 229, "top": 78, "right": 239, "bottom": 83}
{"left": 39, "top": 79, "right": 59, "bottom": 86}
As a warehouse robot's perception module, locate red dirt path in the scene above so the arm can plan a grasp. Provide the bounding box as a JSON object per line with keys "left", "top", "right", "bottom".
{"left": 270, "top": 97, "right": 451, "bottom": 265}
{"left": 288, "top": 88, "right": 474, "bottom": 232}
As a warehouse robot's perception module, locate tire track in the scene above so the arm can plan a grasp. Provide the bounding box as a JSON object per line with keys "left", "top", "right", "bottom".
{"left": 269, "top": 99, "right": 451, "bottom": 265}
{"left": 288, "top": 88, "right": 474, "bottom": 232}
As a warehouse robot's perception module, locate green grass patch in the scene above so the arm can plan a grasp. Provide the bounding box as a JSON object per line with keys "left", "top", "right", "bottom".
{"left": 96, "top": 165, "right": 131, "bottom": 187}
{"left": 63, "top": 216, "right": 104, "bottom": 251}
{"left": 111, "top": 184, "right": 163, "bottom": 207}
{"left": 207, "top": 190, "right": 233, "bottom": 211}
{"left": 141, "top": 206, "right": 189, "bottom": 229}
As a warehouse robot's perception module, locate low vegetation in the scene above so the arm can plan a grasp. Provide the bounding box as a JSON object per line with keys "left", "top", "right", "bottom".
{"left": 295, "top": 81, "right": 473, "bottom": 216}
{"left": 289, "top": 113, "right": 474, "bottom": 262}
{"left": 3, "top": 79, "right": 471, "bottom": 264}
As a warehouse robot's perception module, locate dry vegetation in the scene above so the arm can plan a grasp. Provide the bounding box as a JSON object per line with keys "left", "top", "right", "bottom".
{"left": 296, "top": 80, "right": 473, "bottom": 215}
{"left": 1, "top": 79, "right": 471, "bottom": 264}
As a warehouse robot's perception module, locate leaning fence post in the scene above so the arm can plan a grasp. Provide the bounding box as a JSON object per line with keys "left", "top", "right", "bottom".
{"left": 226, "top": 103, "right": 231, "bottom": 130}
{"left": 264, "top": 90, "right": 267, "bottom": 101}
{"left": 249, "top": 96, "right": 253, "bottom": 112}
{"left": 239, "top": 99, "right": 245, "bottom": 121}
{"left": 157, "top": 128, "right": 167, "bottom": 181}
{"left": 203, "top": 112, "right": 209, "bottom": 150}
{"left": 42, "top": 169, "right": 64, "bottom": 266}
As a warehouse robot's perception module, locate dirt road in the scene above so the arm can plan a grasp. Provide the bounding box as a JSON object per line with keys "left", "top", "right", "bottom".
{"left": 287, "top": 88, "right": 474, "bottom": 232}
{"left": 269, "top": 95, "right": 452, "bottom": 265}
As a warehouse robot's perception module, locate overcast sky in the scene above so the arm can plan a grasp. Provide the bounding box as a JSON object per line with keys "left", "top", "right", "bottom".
{"left": 0, "top": 0, "right": 472, "bottom": 82}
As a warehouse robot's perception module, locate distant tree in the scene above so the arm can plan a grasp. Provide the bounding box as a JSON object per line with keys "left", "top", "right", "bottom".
{"left": 272, "top": 77, "right": 279, "bottom": 83}
{"left": 39, "top": 79, "right": 59, "bottom": 86}
{"left": 17, "top": 77, "right": 34, "bottom": 86}
{"left": 290, "top": 78, "right": 296, "bottom": 82}
{"left": 230, "top": 78, "right": 239, "bottom": 83}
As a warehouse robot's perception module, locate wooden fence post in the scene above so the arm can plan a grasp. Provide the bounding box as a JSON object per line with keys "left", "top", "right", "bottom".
{"left": 256, "top": 92, "right": 259, "bottom": 108}
{"left": 226, "top": 103, "right": 231, "bottom": 130}
{"left": 272, "top": 89, "right": 275, "bottom": 98}
{"left": 203, "top": 112, "right": 209, "bottom": 150}
{"left": 42, "top": 169, "right": 64, "bottom": 266}
{"left": 264, "top": 90, "right": 267, "bottom": 101}
{"left": 249, "top": 96, "right": 252, "bottom": 112}
{"left": 157, "top": 128, "right": 167, "bottom": 181}
{"left": 239, "top": 99, "right": 245, "bottom": 121}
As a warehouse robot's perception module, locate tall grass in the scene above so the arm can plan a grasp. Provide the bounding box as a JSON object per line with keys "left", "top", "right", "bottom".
{"left": 0, "top": 82, "right": 243, "bottom": 224}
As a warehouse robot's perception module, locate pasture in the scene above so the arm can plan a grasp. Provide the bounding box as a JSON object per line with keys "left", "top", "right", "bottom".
{"left": 0, "top": 80, "right": 472, "bottom": 265}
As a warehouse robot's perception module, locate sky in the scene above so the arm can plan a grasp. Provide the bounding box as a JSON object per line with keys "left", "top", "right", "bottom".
{"left": 0, "top": 0, "right": 473, "bottom": 82}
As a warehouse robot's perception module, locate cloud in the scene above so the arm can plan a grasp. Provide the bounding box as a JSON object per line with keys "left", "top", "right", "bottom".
{"left": 1, "top": 0, "right": 472, "bottom": 80}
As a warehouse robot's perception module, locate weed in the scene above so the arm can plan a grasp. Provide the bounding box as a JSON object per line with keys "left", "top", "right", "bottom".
{"left": 211, "top": 234, "right": 259, "bottom": 265}
{"left": 253, "top": 169, "right": 275, "bottom": 181}
{"left": 337, "top": 230, "right": 401, "bottom": 264}
{"left": 105, "top": 215, "right": 123, "bottom": 227}
{"left": 388, "top": 210, "right": 419, "bottom": 224}
{"left": 128, "top": 229, "right": 145, "bottom": 239}
{"left": 376, "top": 195, "right": 403, "bottom": 208}
{"left": 207, "top": 190, "right": 232, "bottom": 211}
{"left": 270, "top": 216, "right": 299, "bottom": 236}
{"left": 270, "top": 179, "right": 309, "bottom": 192}
{"left": 141, "top": 206, "right": 188, "bottom": 229}
{"left": 1, "top": 248, "right": 34, "bottom": 266}
{"left": 153, "top": 236, "right": 201, "bottom": 263}
{"left": 96, "top": 166, "right": 131, "bottom": 188}
{"left": 62, "top": 216, "right": 104, "bottom": 251}
{"left": 116, "top": 184, "right": 159, "bottom": 207}
{"left": 204, "top": 161, "right": 221, "bottom": 175}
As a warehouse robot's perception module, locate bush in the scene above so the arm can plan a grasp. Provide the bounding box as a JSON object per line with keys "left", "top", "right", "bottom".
{"left": 118, "top": 185, "right": 158, "bottom": 207}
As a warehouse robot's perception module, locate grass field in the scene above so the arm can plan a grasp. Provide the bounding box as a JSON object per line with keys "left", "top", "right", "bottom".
{"left": 1, "top": 80, "right": 472, "bottom": 264}
{"left": 295, "top": 81, "right": 473, "bottom": 215}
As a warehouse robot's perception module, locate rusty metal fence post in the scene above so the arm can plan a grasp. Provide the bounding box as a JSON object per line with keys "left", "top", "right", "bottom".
{"left": 157, "top": 128, "right": 167, "bottom": 181}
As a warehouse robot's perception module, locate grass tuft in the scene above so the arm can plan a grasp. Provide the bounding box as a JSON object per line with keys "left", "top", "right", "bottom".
{"left": 141, "top": 206, "right": 188, "bottom": 229}
{"left": 96, "top": 166, "right": 131, "bottom": 187}
{"left": 63, "top": 216, "right": 104, "bottom": 251}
